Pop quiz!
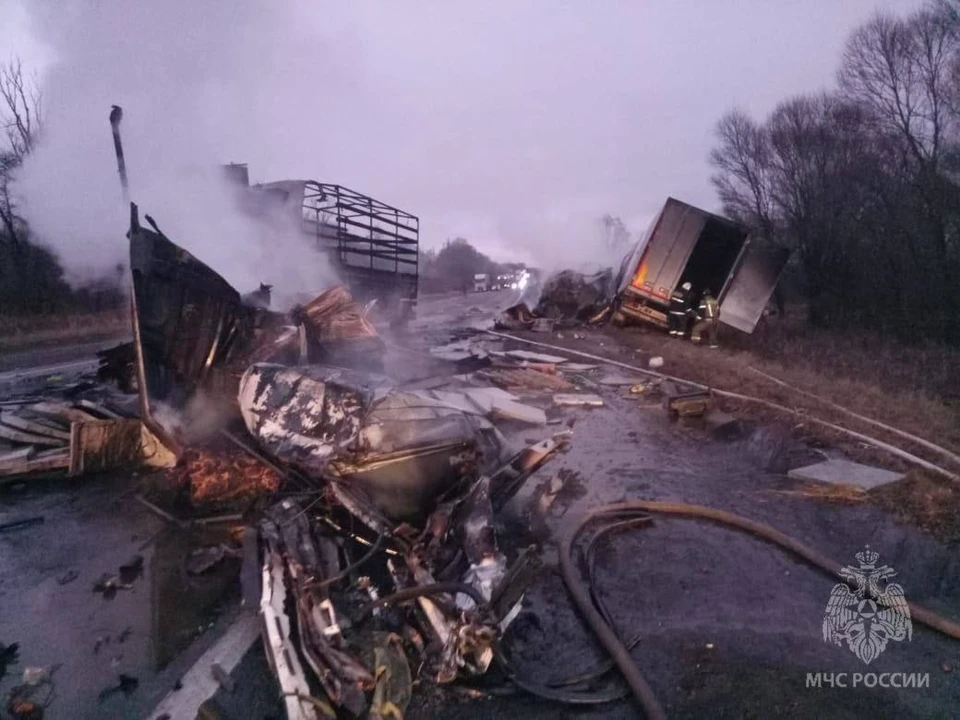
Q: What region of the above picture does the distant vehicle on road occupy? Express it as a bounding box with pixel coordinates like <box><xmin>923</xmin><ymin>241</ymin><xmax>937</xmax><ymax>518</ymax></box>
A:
<box><xmin>474</xmin><ymin>273</ymin><xmax>490</xmax><ymax>292</ymax></box>
<box><xmin>614</xmin><ymin>197</ymin><xmax>788</xmax><ymax>334</ymax></box>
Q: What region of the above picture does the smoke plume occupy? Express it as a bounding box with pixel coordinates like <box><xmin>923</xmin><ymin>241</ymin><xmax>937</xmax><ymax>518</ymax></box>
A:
<box><xmin>16</xmin><ymin>0</ymin><xmax>336</xmax><ymax>308</ymax></box>
<box><xmin>14</xmin><ymin>0</ymin><xmax>910</xmax><ymax>281</ymax></box>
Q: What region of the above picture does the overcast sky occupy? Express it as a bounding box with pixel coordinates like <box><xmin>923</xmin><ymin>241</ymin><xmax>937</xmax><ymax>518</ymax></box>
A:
<box><xmin>2</xmin><ymin>0</ymin><xmax>925</xmax><ymax>277</ymax></box>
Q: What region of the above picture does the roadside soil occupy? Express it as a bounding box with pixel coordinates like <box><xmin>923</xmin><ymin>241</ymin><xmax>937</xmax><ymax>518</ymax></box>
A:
<box><xmin>0</xmin><ymin>309</ymin><xmax>129</xmax><ymax>356</ymax></box>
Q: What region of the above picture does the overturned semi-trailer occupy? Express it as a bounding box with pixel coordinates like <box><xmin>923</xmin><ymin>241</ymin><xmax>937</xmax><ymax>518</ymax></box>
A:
<box><xmin>614</xmin><ymin>197</ymin><xmax>788</xmax><ymax>334</ymax></box>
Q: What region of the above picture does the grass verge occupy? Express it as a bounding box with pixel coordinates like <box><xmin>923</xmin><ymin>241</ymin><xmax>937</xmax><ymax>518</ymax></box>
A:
<box><xmin>0</xmin><ymin>309</ymin><xmax>130</xmax><ymax>354</ymax></box>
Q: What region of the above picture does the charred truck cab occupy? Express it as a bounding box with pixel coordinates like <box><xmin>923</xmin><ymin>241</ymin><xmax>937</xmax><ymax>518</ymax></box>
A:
<box><xmin>615</xmin><ymin>197</ymin><xmax>788</xmax><ymax>334</ymax></box>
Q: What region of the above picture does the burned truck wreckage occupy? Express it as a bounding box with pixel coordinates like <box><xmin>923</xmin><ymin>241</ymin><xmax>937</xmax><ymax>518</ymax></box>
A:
<box><xmin>115</xmin><ymin>204</ymin><xmax>576</xmax><ymax>717</ymax></box>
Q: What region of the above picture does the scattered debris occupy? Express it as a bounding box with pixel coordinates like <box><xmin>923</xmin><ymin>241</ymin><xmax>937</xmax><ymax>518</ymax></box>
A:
<box><xmin>0</xmin><ymin>516</ymin><xmax>44</xmax><ymax>534</ymax></box>
<box><xmin>495</xmin><ymin>303</ymin><xmax>536</xmax><ymax>331</ymax></box>
<box><xmin>0</xmin><ymin>642</ymin><xmax>19</xmax><ymax>682</ymax></box>
<box><xmin>97</xmin><ymin>673</ymin><xmax>139</xmax><ymax>703</ymax></box>
<box><xmin>534</xmin><ymin>269</ymin><xmax>617</xmax><ymax>322</ymax></box>
<box><xmin>294</xmin><ymin>285</ymin><xmax>384</xmax><ymax>366</ymax></box>
<box><xmin>648</xmin><ymin>356</ymin><xmax>664</xmax><ymax>369</ymax></box>
<box><xmin>0</xmin><ymin>198</ymin><xmax>812</xmax><ymax>716</ymax></box>
<box><xmin>479</xmin><ymin>368</ymin><xmax>573</xmax><ymax>393</ymax></box>
<box><xmin>93</xmin><ymin>556</ymin><xmax>144</xmax><ymax>600</ymax></box>
<box><xmin>92</xmin><ymin>574</ymin><xmax>130</xmax><ymax>600</ymax></box>
<box><xmin>118</xmin><ymin>555</ymin><xmax>145</xmax><ymax>584</ymax></box>
<box><xmin>787</xmin><ymin>459</ymin><xmax>905</xmax><ymax>490</ymax></box>
<box><xmin>664</xmin><ymin>388</ymin><xmax>712</xmax><ymax>420</ymax></box>
<box><xmin>504</xmin><ymin>350</ymin><xmax>568</xmax><ymax>364</ymax></box>
<box><xmin>21</xmin><ymin>666</ymin><xmax>56</xmax><ymax>687</ymax></box>
<box><xmin>0</xmin><ymin>398</ymin><xmax>170</xmax><ymax>482</ymax></box>
<box><xmin>97</xmin><ymin>342</ymin><xmax>138</xmax><ymax>393</ymax></box>
<box><xmin>557</xmin><ymin>363</ymin><xmax>599</xmax><ymax>373</ymax></box>
<box><xmin>55</xmin><ymin>570</ymin><xmax>78</xmax><ymax>586</ymax></box>
<box><xmin>251</xmin><ymin>426</ymin><xmax>569</xmax><ymax>716</ymax></box>
<box><xmin>598</xmin><ymin>374</ymin><xmax>646</xmax><ymax>386</ymax></box>
<box><xmin>553</xmin><ymin>394</ymin><xmax>604</xmax><ymax>407</ymax></box>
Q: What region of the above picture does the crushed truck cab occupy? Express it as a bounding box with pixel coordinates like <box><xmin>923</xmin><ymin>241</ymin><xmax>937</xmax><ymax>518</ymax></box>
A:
<box><xmin>615</xmin><ymin>197</ymin><xmax>788</xmax><ymax>334</ymax></box>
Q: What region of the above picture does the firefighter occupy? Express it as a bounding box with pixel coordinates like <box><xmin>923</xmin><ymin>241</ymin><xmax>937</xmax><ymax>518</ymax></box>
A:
<box><xmin>668</xmin><ymin>282</ymin><xmax>693</xmax><ymax>337</ymax></box>
<box><xmin>691</xmin><ymin>288</ymin><xmax>720</xmax><ymax>348</ymax></box>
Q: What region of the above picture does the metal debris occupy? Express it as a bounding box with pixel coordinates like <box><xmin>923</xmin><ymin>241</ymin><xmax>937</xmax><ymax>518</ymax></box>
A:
<box><xmin>553</xmin><ymin>394</ymin><xmax>605</xmax><ymax>407</ymax></box>
<box><xmin>664</xmin><ymin>388</ymin><xmax>712</xmax><ymax>419</ymax></box>
<box><xmin>534</xmin><ymin>269</ymin><xmax>617</xmax><ymax>322</ymax></box>
<box><xmin>503</xmin><ymin>350</ymin><xmax>568</xmax><ymax>364</ymax></box>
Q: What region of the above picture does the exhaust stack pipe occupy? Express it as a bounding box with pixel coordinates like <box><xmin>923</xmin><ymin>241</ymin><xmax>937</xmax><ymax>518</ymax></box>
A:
<box><xmin>109</xmin><ymin>104</ymin><xmax>129</xmax><ymax>204</ymax></box>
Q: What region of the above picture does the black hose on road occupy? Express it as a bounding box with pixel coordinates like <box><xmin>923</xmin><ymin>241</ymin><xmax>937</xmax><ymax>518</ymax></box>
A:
<box><xmin>559</xmin><ymin>500</ymin><xmax>960</xmax><ymax>718</ymax></box>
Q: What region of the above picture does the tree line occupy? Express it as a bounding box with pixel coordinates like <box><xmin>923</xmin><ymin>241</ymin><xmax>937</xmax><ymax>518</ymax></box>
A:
<box><xmin>710</xmin><ymin>0</ymin><xmax>960</xmax><ymax>343</ymax></box>
<box><xmin>0</xmin><ymin>57</ymin><xmax>124</xmax><ymax>314</ymax></box>
<box><xmin>418</xmin><ymin>238</ymin><xmax>524</xmax><ymax>294</ymax></box>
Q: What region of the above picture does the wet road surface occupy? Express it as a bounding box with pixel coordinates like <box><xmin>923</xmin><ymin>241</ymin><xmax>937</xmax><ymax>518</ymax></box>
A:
<box><xmin>0</xmin><ymin>473</ymin><xmax>247</xmax><ymax>719</ymax></box>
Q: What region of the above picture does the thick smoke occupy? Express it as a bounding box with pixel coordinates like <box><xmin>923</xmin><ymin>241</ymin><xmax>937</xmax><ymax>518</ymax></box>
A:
<box><xmin>17</xmin><ymin>0</ymin><xmax>336</xmax><ymax>308</ymax></box>
<box><xmin>15</xmin><ymin>0</ymin><xmax>914</xmax><ymax>283</ymax></box>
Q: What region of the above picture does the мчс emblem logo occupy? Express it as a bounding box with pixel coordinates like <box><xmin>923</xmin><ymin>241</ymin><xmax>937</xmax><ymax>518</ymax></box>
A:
<box><xmin>822</xmin><ymin>546</ymin><xmax>912</xmax><ymax>664</ymax></box>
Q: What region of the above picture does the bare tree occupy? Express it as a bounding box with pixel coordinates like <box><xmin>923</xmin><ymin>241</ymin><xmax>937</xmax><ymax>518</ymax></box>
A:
<box><xmin>838</xmin><ymin>9</ymin><xmax>960</xmax><ymax>167</ymax></box>
<box><xmin>0</xmin><ymin>57</ymin><xmax>43</xmax><ymax>246</ymax></box>
<box><xmin>709</xmin><ymin>110</ymin><xmax>774</xmax><ymax>238</ymax></box>
<box><xmin>709</xmin><ymin>3</ymin><xmax>960</xmax><ymax>340</ymax></box>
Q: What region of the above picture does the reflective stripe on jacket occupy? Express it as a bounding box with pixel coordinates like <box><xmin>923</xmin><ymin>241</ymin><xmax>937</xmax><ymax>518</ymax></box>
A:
<box><xmin>669</xmin><ymin>290</ymin><xmax>690</xmax><ymax>315</ymax></box>
<box><xmin>698</xmin><ymin>296</ymin><xmax>719</xmax><ymax>319</ymax></box>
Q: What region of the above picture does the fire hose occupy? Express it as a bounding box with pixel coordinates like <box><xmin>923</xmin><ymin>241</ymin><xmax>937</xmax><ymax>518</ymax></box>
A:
<box><xmin>558</xmin><ymin>500</ymin><xmax>960</xmax><ymax>719</ymax></box>
<box><xmin>483</xmin><ymin>329</ymin><xmax>959</xmax><ymax>482</ymax></box>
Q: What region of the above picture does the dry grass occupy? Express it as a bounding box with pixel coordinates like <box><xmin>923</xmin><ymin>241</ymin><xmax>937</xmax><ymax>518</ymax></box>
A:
<box><xmin>870</xmin><ymin>469</ymin><xmax>960</xmax><ymax>543</ymax></box>
<box><xmin>0</xmin><ymin>309</ymin><xmax>130</xmax><ymax>353</ymax></box>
